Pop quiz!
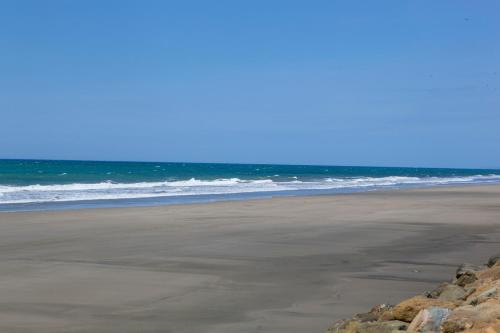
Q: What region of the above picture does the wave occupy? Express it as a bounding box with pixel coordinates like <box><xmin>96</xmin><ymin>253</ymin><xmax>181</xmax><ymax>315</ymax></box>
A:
<box><xmin>0</xmin><ymin>174</ymin><xmax>499</xmax><ymax>205</ymax></box>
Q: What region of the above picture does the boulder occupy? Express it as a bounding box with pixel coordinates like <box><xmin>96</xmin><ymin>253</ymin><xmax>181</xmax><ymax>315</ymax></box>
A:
<box><xmin>465</xmin><ymin>278</ymin><xmax>500</xmax><ymax>304</ymax></box>
<box><xmin>478</xmin><ymin>265</ymin><xmax>500</xmax><ymax>281</ymax></box>
<box><xmin>455</xmin><ymin>273</ymin><xmax>478</xmax><ymax>287</ymax></box>
<box><xmin>328</xmin><ymin>319</ymin><xmax>353</xmax><ymax>333</ymax></box>
<box><xmin>354</xmin><ymin>304</ymin><xmax>393</xmax><ymax>323</ymax></box>
<box><xmin>454</xmin><ymin>263</ymin><xmax>481</xmax><ymax>287</ymax></box>
<box><xmin>464</xmin><ymin>321</ymin><xmax>500</xmax><ymax>333</ymax></box>
<box><xmin>456</xmin><ymin>263</ymin><xmax>482</xmax><ymax>279</ymax></box>
<box><xmin>407</xmin><ymin>307</ymin><xmax>451</xmax><ymax>332</ymax></box>
<box><xmin>383</xmin><ymin>296</ymin><xmax>456</xmax><ymax>323</ymax></box>
<box><xmin>441</xmin><ymin>300</ymin><xmax>500</xmax><ymax>333</ymax></box>
<box><xmin>468</xmin><ymin>287</ymin><xmax>497</xmax><ymax>305</ymax></box>
<box><xmin>425</xmin><ymin>283</ymin><xmax>449</xmax><ymax>299</ymax></box>
<box><xmin>488</xmin><ymin>254</ymin><xmax>500</xmax><ymax>268</ymax></box>
<box><xmin>438</xmin><ymin>284</ymin><xmax>467</xmax><ymax>302</ymax></box>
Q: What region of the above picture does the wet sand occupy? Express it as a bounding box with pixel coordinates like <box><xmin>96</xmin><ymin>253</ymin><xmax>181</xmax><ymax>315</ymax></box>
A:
<box><xmin>0</xmin><ymin>185</ymin><xmax>499</xmax><ymax>333</ymax></box>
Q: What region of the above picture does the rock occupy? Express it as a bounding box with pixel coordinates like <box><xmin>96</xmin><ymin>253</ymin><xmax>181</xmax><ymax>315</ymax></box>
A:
<box><xmin>456</xmin><ymin>263</ymin><xmax>482</xmax><ymax>279</ymax></box>
<box><xmin>328</xmin><ymin>319</ymin><xmax>353</xmax><ymax>333</ymax></box>
<box><xmin>454</xmin><ymin>264</ymin><xmax>481</xmax><ymax>287</ymax></box>
<box><xmin>327</xmin><ymin>255</ymin><xmax>500</xmax><ymax>333</ymax></box>
<box><xmin>441</xmin><ymin>300</ymin><xmax>500</xmax><ymax>333</ymax></box>
<box><xmin>407</xmin><ymin>307</ymin><xmax>451</xmax><ymax>332</ymax></box>
<box><xmin>354</xmin><ymin>304</ymin><xmax>393</xmax><ymax>323</ymax></box>
<box><xmin>478</xmin><ymin>265</ymin><xmax>500</xmax><ymax>281</ymax></box>
<box><xmin>386</xmin><ymin>296</ymin><xmax>456</xmax><ymax>323</ymax></box>
<box><xmin>465</xmin><ymin>278</ymin><xmax>500</xmax><ymax>304</ymax></box>
<box><xmin>438</xmin><ymin>284</ymin><xmax>467</xmax><ymax>302</ymax></box>
<box><xmin>327</xmin><ymin>319</ymin><xmax>408</xmax><ymax>333</ymax></box>
<box><xmin>355</xmin><ymin>321</ymin><xmax>409</xmax><ymax>333</ymax></box>
<box><xmin>425</xmin><ymin>283</ymin><xmax>449</xmax><ymax>299</ymax></box>
<box><xmin>440</xmin><ymin>318</ymin><xmax>469</xmax><ymax>333</ymax></box>
<box><xmin>455</xmin><ymin>273</ymin><xmax>478</xmax><ymax>287</ymax></box>
<box><xmin>463</xmin><ymin>287</ymin><xmax>477</xmax><ymax>300</ymax></box>
<box><xmin>469</xmin><ymin>287</ymin><xmax>498</xmax><ymax>305</ymax></box>
<box><xmin>466</xmin><ymin>322</ymin><xmax>500</xmax><ymax>333</ymax></box>
<box><xmin>488</xmin><ymin>254</ymin><xmax>500</xmax><ymax>268</ymax></box>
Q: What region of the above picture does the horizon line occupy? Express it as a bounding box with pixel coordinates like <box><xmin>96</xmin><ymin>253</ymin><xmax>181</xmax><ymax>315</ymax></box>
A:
<box><xmin>1</xmin><ymin>157</ymin><xmax>499</xmax><ymax>172</ymax></box>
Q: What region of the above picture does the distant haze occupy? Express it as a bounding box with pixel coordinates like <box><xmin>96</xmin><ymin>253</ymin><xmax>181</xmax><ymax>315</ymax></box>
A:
<box><xmin>1</xmin><ymin>1</ymin><xmax>499</xmax><ymax>168</ymax></box>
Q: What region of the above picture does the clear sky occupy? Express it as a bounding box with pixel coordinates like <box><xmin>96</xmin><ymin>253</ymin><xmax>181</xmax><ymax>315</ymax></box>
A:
<box><xmin>1</xmin><ymin>1</ymin><xmax>499</xmax><ymax>168</ymax></box>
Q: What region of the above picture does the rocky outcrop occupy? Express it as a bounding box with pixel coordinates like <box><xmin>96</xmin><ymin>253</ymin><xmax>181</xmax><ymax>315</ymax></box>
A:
<box><xmin>441</xmin><ymin>301</ymin><xmax>500</xmax><ymax>333</ymax></box>
<box><xmin>379</xmin><ymin>296</ymin><xmax>457</xmax><ymax>323</ymax></box>
<box><xmin>407</xmin><ymin>307</ymin><xmax>451</xmax><ymax>333</ymax></box>
<box><xmin>326</xmin><ymin>254</ymin><xmax>500</xmax><ymax>333</ymax></box>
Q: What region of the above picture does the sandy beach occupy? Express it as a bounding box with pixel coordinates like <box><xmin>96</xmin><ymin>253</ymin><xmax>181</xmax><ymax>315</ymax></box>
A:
<box><xmin>0</xmin><ymin>185</ymin><xmax>499</xmax><ymax>333</ymax></box>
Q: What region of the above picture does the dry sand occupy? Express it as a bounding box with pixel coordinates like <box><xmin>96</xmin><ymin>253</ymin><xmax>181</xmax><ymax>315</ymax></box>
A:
<box><xmin>0</xmin><ymin>185</ymin><xmax>499</xmax><ymax>333</ymax></box>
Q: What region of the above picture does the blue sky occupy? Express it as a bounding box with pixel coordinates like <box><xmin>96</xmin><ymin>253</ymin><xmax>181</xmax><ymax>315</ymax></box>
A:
<box><xmin>1</xmin><ymin>1</ymin><xmax>499</xmax><ymax>168</ymax></box>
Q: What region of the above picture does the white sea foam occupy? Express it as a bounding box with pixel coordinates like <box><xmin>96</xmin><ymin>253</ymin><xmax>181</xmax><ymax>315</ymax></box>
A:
<box><xmin>0</xmin><ymin>174</ymin><xmax>499</xmax><ymax>205</ymax></box>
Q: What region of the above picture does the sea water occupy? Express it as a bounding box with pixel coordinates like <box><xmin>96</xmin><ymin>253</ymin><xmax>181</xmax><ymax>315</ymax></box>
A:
<box><xmin>1</xmin><ymin>159</ymin><xmax>499</xmax><ymax>211</ymax></box>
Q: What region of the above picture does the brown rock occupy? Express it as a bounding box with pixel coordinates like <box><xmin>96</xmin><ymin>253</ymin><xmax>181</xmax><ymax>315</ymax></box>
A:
<box><xmin>426</xmin><ymin>283</ymin><xmax>450</xmax><ymax>299</ymax></box>
<box><xmin>469</xmin><ymin>287</ymin><xmax>498</xmax><ymax>305</ymax></box>
<box><xmin>327</xmin><ymin>319</ymin><xmax>354</xmax><ymax>333</ymax></box>
<box><xmin>441</xmin><ymin>300</ymin><xmax>500</xmax><ymax>333</ymax></box>
<box><xmin>438</xmin><ymin>284</ymin><xmax>467</xmax><ymax>302</ymax></box>
<box><xmin>441</xmin><ymin>318</ymin><xmax>469</xmax><ymax>333</ymax></box>
<box><xmin>478</xmin><ymin>265</ymin><xmax>500</xmax><ymax>282</ymax></box>
<box><xmin>387</xmin><ymin>296</ymin><xmax>456</xmax><ymax>323</ymax></box>
<box><xmin>454</xmin><ymin>263</ymin><xmax>481</xmax><ymax>288</ymax></box>
<box><xmin>327</xmin><ymin>256</ymin><xmax>500</xmax><ymax>333</ymax></box>
<box><xmin>354</xmin><ymin>304</ymin><xmax>393</xmax><ymax>323</ymax></box>
<box><xmin>466</xmin><ymin>321</ymin><xmax>500</xmax><ymax>333</ymax></box>
<box><xmin>466</xmin><ymin>279</ymin><xmax>500</xmax><ymax>305</ymax></box>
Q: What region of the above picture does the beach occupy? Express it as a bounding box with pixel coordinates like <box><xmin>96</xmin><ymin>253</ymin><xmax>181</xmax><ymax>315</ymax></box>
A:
<box><xmin>0</xmin><ymin>185</ymin><xmax>499</xmax><ymax>333</ymax></box>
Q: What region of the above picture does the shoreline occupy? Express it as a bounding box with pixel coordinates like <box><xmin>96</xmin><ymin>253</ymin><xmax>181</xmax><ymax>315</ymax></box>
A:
<box><xmin>0</xmin><ymin>185</ymin><xmax>499</xmax><ymax>332</ymax></box>
<box><xmin>1</xmin><ymin>182</ymin><xmax>500</xmax><ymax>213</ymax></box>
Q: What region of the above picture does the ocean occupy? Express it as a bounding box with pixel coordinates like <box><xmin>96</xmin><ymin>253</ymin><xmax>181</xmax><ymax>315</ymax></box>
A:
<box><xmin>1</xmin><ymin>159</ymin><xmax>499</xmax><ymax>211</ymax></box>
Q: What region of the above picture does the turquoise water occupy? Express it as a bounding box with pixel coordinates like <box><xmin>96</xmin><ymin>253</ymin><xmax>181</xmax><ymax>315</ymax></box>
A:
<box><xmin>1</xmin><ymin>159</ymin><xmax>499</xmax><ymax>211</ymax></box>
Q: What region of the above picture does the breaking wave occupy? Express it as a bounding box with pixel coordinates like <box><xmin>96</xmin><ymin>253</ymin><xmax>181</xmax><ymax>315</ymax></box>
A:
<box><xmin>1</xmin><ymin>174</ymin><xmax>500</xmax><ymax>205</ymax></box>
